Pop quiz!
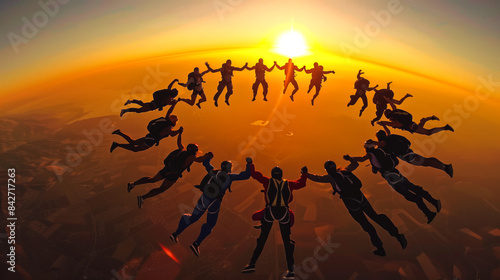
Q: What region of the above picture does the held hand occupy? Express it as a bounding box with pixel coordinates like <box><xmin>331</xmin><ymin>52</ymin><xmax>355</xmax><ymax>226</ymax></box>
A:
<box><xmin>343</xmin><ymin>154</ymin><xmax>352</xmax><ymax>161</ymax></box>
<box><xmin>178</xmin><ymin>126</ymin><xmax>184</xmax><ymax>134</ymax></box>
<box><xmin>207</xmin><ymin>152</ymin><xmax>214</xmax><ymax>159</ymax></box>
<box><xmin>173</xmin><ymin>79</ymin><xmax>179</xmax><ymax>83</ymax></box>
<box><xmin>388</xmin><ymin>81</ymin><xmax>392</xmax><ymax>85</ymax></box>
<box><xmin>301</xmin><ymin>166</ymin><xmax>308</xmax><ymax>174</ymax></box>
<box><xmin>246</xmin><ymin>157</ymin><xmax>253</xmax><ymax>164</ymax></box>
<box><xmin>406</xmin><ymin>93</ymin><xmax>413</xmax><ymax>98</ymax></box>
<box><xmin>374</xmin><ymin>85</ymin><xmax>379</xmax><ymax>88</ymax></box>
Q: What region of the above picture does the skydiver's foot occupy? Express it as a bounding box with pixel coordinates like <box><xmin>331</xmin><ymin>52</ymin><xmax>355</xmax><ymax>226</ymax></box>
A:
<box><xmin>263</xmin><ymin>97</ymin><xmax>268</xmax><ymax>102</ymax></box>
<box><xmin>112</xmin><ymin>129</ymin><xmax>120</xmax><ymax>135</ymax></box>
<box><xmin>311</xmin><ymin>99</ymin><xmax>314</xmax><ymax>106</ymax></box>
<box><xmin>252</xmin><ymin>98</ymin><xmax>256</xmax><ymax>101</ymax></box>
<box><xmin>283</xmin><ymin>271</ymin><xmax>295</xmax><ymax>279</ymax></box>
<box><xmin>359</xmin><ymin>109</ymin><xmax>365</xmax><ymax>117</ymax></box>
<box><xmin>170</xmin><ymin>233</ymin><xmax>178</xmax><ymax>243</ymax></box>
<box><xmin>371</xmin><ymin>120</ymin><xmax>376</xmax><ymax>126</ymax></box>
<box><xmin>426</xmin><ymin>212</ymin><xmax>436</xmax><ymax>224</ymax></box>
<box><xmin>241</xmin><ymin>264</ymin><xmax>256</xmax><ymax>273</ymax></box>
<box><xmin>253</xmin><ymin>223</ymin><xmax>262</xmax><ymax>229</ymax></box>
<box><xmin>127</xmin><ymin>182</ymin><xmax>135</xmax><ymax>193</ymax></box>
<box><xmin>110</xmin><ymin>142</ymin><xmax>118</xmax><ymax>153</ymax></box>
<box><xmin>196</xmin><ymin>103</ymin><xmax>201</xmax><ymax>109</ymax></box>
<box><xmin>444</xmin><ymin>164</ymin><xmax>453</xmax><ymax>178</ymax></box>
<box><xmin>137</xmin><ymin>196</ymin><xmax>144</xmax><ymax>209</ymax></box>
<box><xmin>225</xmin><ymin>99</ymin><xmax>230</xmax><ymax>106</ymax></box>
<box><xmin>290</xmin><ymin>95</ymin><xmax>294</xmax><ymax>102</ymax></box>
<box><xmin>190</xmin><ymin>242</ymin><xmax>200</xmax><ymax>257</ymax></box>
<box><xmin>430</xmin><ymin>115</ymin><xmax>440</xmax><ymax>121</ymax></box>
<box><xmin>373</xmin><ymin>247</ymin><xmax>386</xmax><ymax>257</ymax></box>
<box><xmin>433</xmin><ymin>200</ymin><xmax>442</xmax><ymax>213</ymax></box>
<box><xmin>444</xmin><ymin>124</ymin><xmax>454</xmax><ymax>132</ymax></box>
<box><xmin>214</xmin><ymin>100</ymin><xmax>218</xmax><ymax>107</ymax></box>
<box><xmin>396</xmin><ymin>234</ymin><xmax>407</xmax><ymax>249</ymax></box>
<box><xmin>120</xmin><ymin>110</ymin><xmax>126</xmax><ymax>117</ymax></box>
<box><xmin>124</xmin><ymin>100</ymin><xmax>131</xmax><ymax>106</ymax></box>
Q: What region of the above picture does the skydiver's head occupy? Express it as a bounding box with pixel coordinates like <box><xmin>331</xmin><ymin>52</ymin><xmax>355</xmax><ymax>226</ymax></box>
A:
<box><xmin>221</xmin><ymin>161</ymin><xmax>232</xmax><ymax>173</ymax></box>
<box><xmin>171</xmin><ymin>88</ymin><xmax>178</xmax><ymax>98</ymax></box>
<box><xmin>319</xmin><ymin>66</ymin><xmax>324</xmax><ymax>71</ymax></box>
<box><xmin>168</xmin><ymin>115</ymin><xmax>178</xmax><ymax>126</ymax></box>
<box><xmin>288</xmin><ymin>58</ymin><xmax>292</xmax><ymax>63</ymax></box>
<box><xmin>226</xmin><ymin>59</ymin><xmax>232</xmax><ymax>66</ymax></box>
<box><xmin>186</xmin><ymin>143</ymin><xmax>199</xmax><ymax>155</ymax></box>
<box><xmin>258</xmin><ymin>58</ymin><xmax>263</xmax><ymax>64</ymax></box>
<box><xmin>364</xmin><ymin>139</ymin><xmax>377</xmax><ymax>151</ymax></box>
<box><xmin>376</xmin><ymin>130</ymin><xmax>387</xmax><ymax>141</ymax></box>
<box><xmin>271</xmin><ymin>166</ymin><xmax>283</xmax><ymax>181</ymax></box>
<box><xmin>314</xmin><ymin>62</ymin><xmax>319</xmax><ymax>68</ymax></box>
<box><xmin>324</xmin><ymin>160</ymin><xmax>337</xmax><ymax>175</ymax></box>
<box><xmin>194</xmin><ymin>67</ymin><xmax>200</xmax><ymax>74</ymax></box>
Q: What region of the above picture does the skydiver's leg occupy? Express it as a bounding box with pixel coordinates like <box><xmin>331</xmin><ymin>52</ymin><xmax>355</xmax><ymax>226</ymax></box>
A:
<box><xmin>349</xmin><ymin>209</ymin><xmax>384</xmax><ymax>251</ymax></box>
<box><xmin>141</xmin><ymin>178</ymin><xmax>176</xmax><ymax>200</ymax></box>
<box><xmin>195</xmin><ymin>200</ymin><xmax>221</xmax><ymax>245</ymax></box>
<box><xmin>252</xmin><ymin>80</ymin><xmax>259</xmax><ymax>101</ymax></box>
<box><xmin>213</xmin><ymin>81</ymin><xmax>226</xmax><ymax>106</ymax></box>
<box><xmin>279</xmin><ymin>221</ymin><xmax>295</xmax><ymax>271</ymax></box>
<box><xmin>262</xmin><ymin>80</ymin><xmax>268</xmax><ymax>101</ymax></box>
<box><xmin>249</xmin><ymin>217</ymin><xmax>273</xmax><ymax>265</ymax></box>
<box><xmin>174</xmin><ymin>196</ymin><xmax>209</xmax><ymax>237</ymax></box>
<box><xmin>225</xmin><ymin>82</ymin><xmax>233</xmax><ymax>105</ymax></box>
<box><xmin>196</xmin><ymin>92</ymin><xmax>207</xmax><ymax>108</ymax></box>
<box><xmin>178</xmin><ymin>93</ymin><xmax>197</xmax><ymax>106</ymax></box>
<box><xmin>359</xmin><ymin>94</ymin><xmax>368</xmax><ymax>116</ymax></box>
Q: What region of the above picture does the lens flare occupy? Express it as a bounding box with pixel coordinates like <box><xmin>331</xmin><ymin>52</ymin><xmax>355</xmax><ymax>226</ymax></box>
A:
<box><xmin>159</xmin><ymin>243</ymin><xmax>180</xmax><ymax>264</ymax></box>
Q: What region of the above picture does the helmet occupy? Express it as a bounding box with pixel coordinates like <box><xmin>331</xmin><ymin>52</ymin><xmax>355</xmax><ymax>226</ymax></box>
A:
<box><xmin>314</xmin><ymin>62</ymin><xmax>319</xmax><ymax>67</ymax></box>
<box><xmin>364</xmin><ymin>139</ymin><xmax>376</xmax><ymax>149</ymax></box>
<box><xmin>187</xmin><ymin>143</ymin><xmax>199</xmax><ymax>153</ymax></box>
<box><xmin>221</xmin><ymin>161</ymin><xmax>232</xmax><ymax>173</ymax></box>
<box><xmin>258</xmin><ymin>58</ymin><xmax>263</xmax><ymax>63</ymax></box>
<box><xmin>271</xmin><ymin>166</ymin><xmax>283</xmax><ymax>180</ymax></box>
<box><xmin>169</xmin><ymin>115</ymin><xmax>178</xmax><ymax>125</ymax></box>
<box><xmin>376</xmin><ymin>130</ymin><xmax>387</xmax><ymax>140</ymax></box>
<box><xmin>324</xmin><ymin>160</ymin><xmax>336</xmax><ymax>172</ymax></box>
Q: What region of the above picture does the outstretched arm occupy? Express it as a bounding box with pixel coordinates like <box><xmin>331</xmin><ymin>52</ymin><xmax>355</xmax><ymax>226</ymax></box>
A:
<box><xmin>343</xmin><ymin>154</ymin><xmax>370</xmax><ymax>164</ymax></box>
<box><xmin>202</xmin><ymin>153</ymin><xmax>215</xmax><ymax>172</ymax></box>
<box><xmin>233</xmin><ymin>63</ymin><xmax>249</xmax><ymax>71</ymax></box>
<box><xmin>250</xmin><ymin>163</ymin><xmax>269</xmax><ymax>185</ymax></box>
<box><xmin>265</xmin><ymin>64</ymin><xmax>275</xmax><ymax>72</ymax></box>
<box><xmin>275</xmin><ymin>61</ymin><xmax>285</xmax><ymax>70</ymax></box>
<box><xmin>357</xmin><ymin>70</ymin><xmax>364</xmax><ymax>79</ymax></box>
<box><xmin>344</xmin><ymin>159</ymin><xmax>360</xmax><ymax>173</ymax></box>
<box><xmin>205</xmin><ymin>62</ymin><xmax>220</xmax><ymax>73</ymax></box>
<box><xmin>246</xmin><ymin>65</ymin><xmax>256</xmax><ymax>71</ymax></box>
<box><xmin>377</xmin><ymin>120</ymin><xmax>400</xmax><ymax>129</ymax></box>
<box><xmin>176</xmin><ymin>127</ymin><xmax>184</xmax><ymax>149</ymax></box>
<box><xmin>304</xmin><ymin>67</ymin><xmax>313</xmax><ymax>74</ymax></box>
<box><xmin>194</xmin><ymin>152</ymin><xmax>213</xmax><ymax>163</ymax></box>
<box><xmin>295</xmin><ymin>65</ymin><xmax>305</xmax><ymax>72</ymax></box>
<box><xmin>165</xmin><ymin>100</ymin><xmax>177</xmax><ymax>118</ymax></box>
<box><xmin>307</xmin><ymin>173</ymin><xmax>332</xmax><ymax>183</ymax></box>
<box><xmin>167</xmin><ymin>79</ymin><xmax>179</xmax><ymax>90</ymax></box>
<box><xmin>289</xmin><ymin>166</ymin><xmax>308</xmax><ymax>190</ymax></box>
<box><xmin>230</xmin><ymin>157</ymin><xmax>253</xmax><ymax>181</ymax></box>
<box><xmin>367</xmin><ymin>84</ymin><xmax>379</xmax><ymax>91</ymax></box>
<box><xmin>324</xmin><ymin>70</ymin><xmax>335</xmax><ymax>74</ymax></box>
<box><xmin>391</xmin><ymin>93</ymin><xmax>413</xmax><ymax>105</ymax></box>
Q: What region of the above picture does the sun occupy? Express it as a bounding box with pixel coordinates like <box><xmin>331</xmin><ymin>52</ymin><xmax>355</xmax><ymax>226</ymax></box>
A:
<box><xmin>275</xmin><ymin>29</ymin><xmax>309</xmax><ymax>58</ymax></box>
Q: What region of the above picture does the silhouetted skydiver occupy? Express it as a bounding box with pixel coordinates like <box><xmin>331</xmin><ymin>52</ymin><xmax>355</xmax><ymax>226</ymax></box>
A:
<box><xmin>170</xmin><ymin>157</ymin><xmax>252</xmax><ymax>257</ymax></box>
<box><xmin>307</xmin><ymin>159</ymin><xmax>407</xmax><ymax>256</ymax></box>
<box><xmin>121</xmin><ymin>79</ymin><xmax>179</xmax><ymax>117</ymax></box>
<box><xmin>370</xmin><ymin>82</ymin><xmax>413</xmax><ymax>126</ymax></box>
<box><xmin>374</xmin><ymin>129</ymin><xmax>453</xmax><ymax>177</ymax></box>
<box><xmin>304</xmin><ymin>62</ymin><xmax>335</xmax><ymax>105</ymax></box>
<box><xmin>206</xmin><ymin>60</ymin><xmax>248</xmax><ymax>107</ymax></box>
<box><xmin>178</xmin><ymin>67</ymin><xmax>210</xmax><ymax>109</ymax></box>
<box><xmin>110</xmin><ymin>101</ymin><xmax>181</xmax><ymax>153</ymax></box>
<box><xmin>275</xmin><ymin>58</ymin><xmax>305</xmax><ymax>101</ymax></box>
<box><xmin>345</xmin><ymin>140</ymin><xmax>441</xmax><ymax>224</ymax></box>
<box><xmin>347</xmin><ymin>70</ymin><xmax>378</xmax><ymax>116</ymax></box>
<box><xmin>246</xmin><ymin>58</ymin><xmax>275</xmax><ymax>102</ymax></box>
<box><xmin>377</xmin><ymin>98</ymin><xmax>454</xmax><ymax>135</ymax></box>
<box><xmin>241</xmin><ymin>164</ymin><xmax>308</xmax><ymax>280</ymax></box>
<box><xmin>127</xmin><ymin>130</ymin><xmax>212</xmax><ymax>209</ymax></box>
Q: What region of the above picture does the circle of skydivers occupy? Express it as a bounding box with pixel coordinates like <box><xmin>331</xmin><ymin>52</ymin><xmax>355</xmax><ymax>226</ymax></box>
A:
<box><xmin>110</xmin><ymin>58</ymin><xmax>455</xmax><ymax>280</ymax></box>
